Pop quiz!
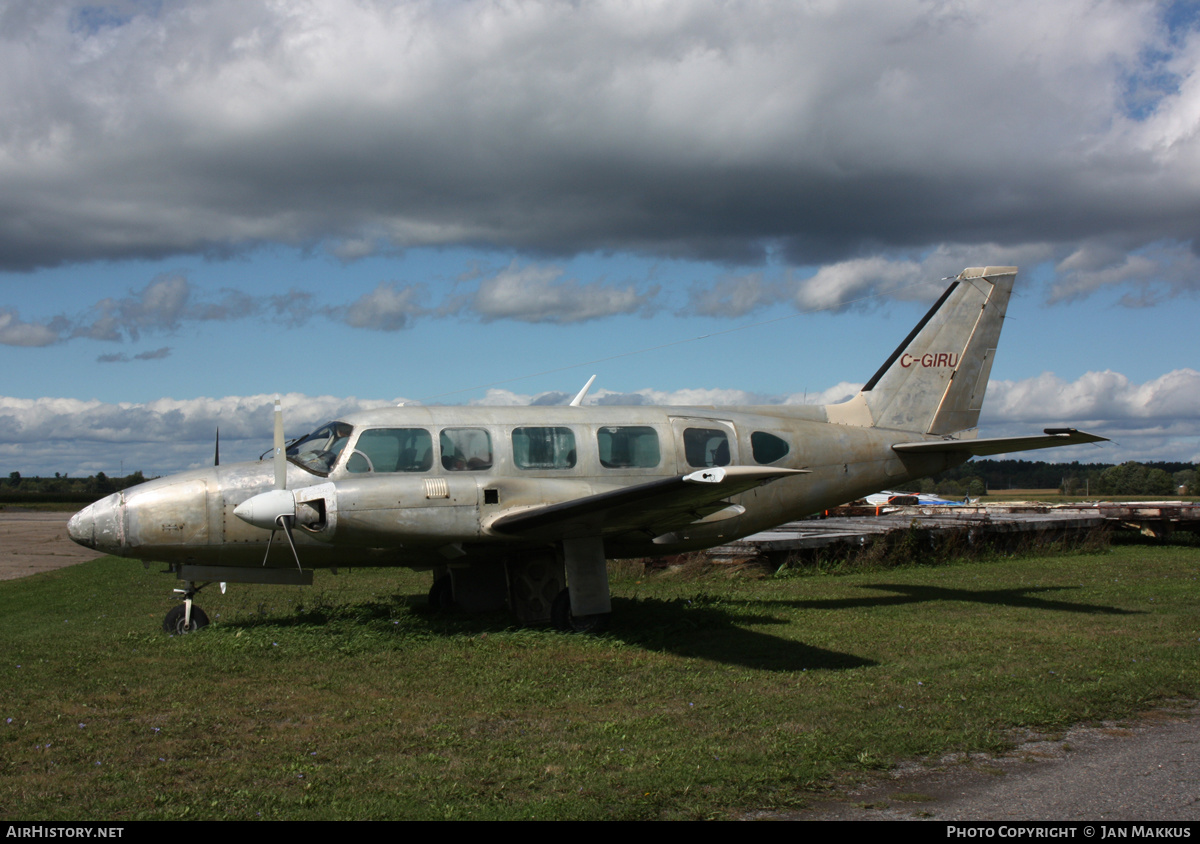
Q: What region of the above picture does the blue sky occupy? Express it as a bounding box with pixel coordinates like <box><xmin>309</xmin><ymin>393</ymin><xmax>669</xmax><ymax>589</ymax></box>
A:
<box><xmin>2</xmin><ymin>248</ymin><xmax>1194</xmax><ymax>402</ymax></box>
<box><xmin>1</xmin><ymin>1</ymin><xmax>1197</xmax><ymax>477</ymax></box>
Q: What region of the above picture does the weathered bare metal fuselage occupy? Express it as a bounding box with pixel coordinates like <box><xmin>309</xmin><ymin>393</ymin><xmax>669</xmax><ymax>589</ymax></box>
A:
<box><xmin>68</xmin><ymin>403</ymin><xmax>963</xmax><ymax>570</ymax></box>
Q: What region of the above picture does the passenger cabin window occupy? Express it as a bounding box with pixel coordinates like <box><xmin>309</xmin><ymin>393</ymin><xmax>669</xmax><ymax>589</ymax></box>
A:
<box><xmin>440</xmin><ymin>428</ymin><xmax>493</xmax><ymax>471</ymax></box>
<box><xmin>598</xmin><ymin>426</ymin><xmax>660</xmax><ymax>469</ymax></box>
<box><xmin>751</xmin><ymin>431</ymin><xmax>790</xmax><ymax>464</ymax></box>
<box><xmin>287</xmin><ymin>421</ymin><xmax>353</xmax><ymax>475</ymax></box>
<box><xmin>346</xmin><ymin>428</ymin><xmax>433</xmax><ymax>474</ymax></box>
<box><xmin>683</xmin><ymin>427</ymin><xmax>731</xmax><ymax>468</ymax></box>
<box><xmin>513</xmin><ymin>427</ymin><xmax>576</xmax><ymax>470</ymax></box>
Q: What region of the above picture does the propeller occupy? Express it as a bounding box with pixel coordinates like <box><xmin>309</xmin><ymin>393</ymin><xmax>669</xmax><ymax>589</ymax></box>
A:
<box><xmin>233</xmin><ymin>399</ymin><xmax>303</xmax><ymax>572</ymax></box>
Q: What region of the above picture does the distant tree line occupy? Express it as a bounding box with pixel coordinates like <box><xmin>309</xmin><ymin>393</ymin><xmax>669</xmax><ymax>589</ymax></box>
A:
<box><xmin>916</xmin><ymin>459</ymin><xmax>1197</xmax><ymax>498</ymax></box>
<box><xmin>0</xmin><ymin>471</ymin><xmax>150</xmax><ymax>504</ymax></box>
<box><xmin>3</xmin><ymin>460</ymin><xmax>1195</xmax><ymax>506</ymax></box>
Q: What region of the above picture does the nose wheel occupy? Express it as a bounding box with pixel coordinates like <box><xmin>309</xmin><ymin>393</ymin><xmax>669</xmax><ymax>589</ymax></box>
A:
<box><xmin>163</xmin><ymin>580</ymin><xmax>214</xmax><ymax>634</ymax></box>
<box><xmin>163</xmin><ymin>603</ymin><xmax>209</xmax><ymax>634</ymax></box>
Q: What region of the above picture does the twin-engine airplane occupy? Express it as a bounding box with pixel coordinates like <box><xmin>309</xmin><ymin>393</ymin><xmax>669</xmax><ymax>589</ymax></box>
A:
<box><xmin>68</xmin><ymin>267</ymin><xmax>1105</xmax><ymax>634</ymax></box>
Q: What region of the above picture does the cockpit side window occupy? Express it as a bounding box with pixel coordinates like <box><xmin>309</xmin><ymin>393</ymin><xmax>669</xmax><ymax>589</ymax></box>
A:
<box><xmin>440</xmin><ymin>428</ymin><xmax>493</xmax><ymax>471</ymax></box>
<box><xmin>346</xmin><ymin>428</ymin><xmax>433</xmax><ymax>474</ymax></box>
<box><xmin>287</xmin><ymin>422</ymin><xmax>353</xmax><ymax>475</ymax></box>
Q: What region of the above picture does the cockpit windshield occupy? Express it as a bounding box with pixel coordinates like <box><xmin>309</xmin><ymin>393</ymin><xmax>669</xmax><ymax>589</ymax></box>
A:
<box><xmin>287</xmin><ymin>421</ymin><xmax>353</xmax><ymax>475</ymax></box>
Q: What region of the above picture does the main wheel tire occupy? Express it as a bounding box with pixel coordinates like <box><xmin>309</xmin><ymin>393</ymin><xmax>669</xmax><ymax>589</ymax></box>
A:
<box><xmin>551</xmin><ymin>588</ymin><xmax>610</xmax><ymax>634</ymax></box>
<box><xmin>427</xmin><ymin>575</ymin><xmax>454</xmax><ymax>610</ymax></box>
<box><xmin>163</xmin><ymin>604</ymin><xmax>209</xmax><ymax>635</ymax></box>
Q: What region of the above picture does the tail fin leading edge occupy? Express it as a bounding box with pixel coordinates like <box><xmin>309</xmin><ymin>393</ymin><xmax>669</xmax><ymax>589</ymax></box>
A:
<box><xmin>825</xmin><ymin>267</ymin><xmax>1016</xmax><ymax>435</ymax></box>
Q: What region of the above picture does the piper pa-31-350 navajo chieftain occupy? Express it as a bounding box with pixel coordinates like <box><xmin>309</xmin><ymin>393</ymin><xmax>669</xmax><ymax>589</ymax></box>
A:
<box><xmin>68</xmin><ymin>267</ymin><xmax>1105</xmax><ymax>634</ymax></box>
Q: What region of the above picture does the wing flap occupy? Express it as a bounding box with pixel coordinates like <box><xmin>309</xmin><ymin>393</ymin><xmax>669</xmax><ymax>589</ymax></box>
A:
<box><xmin>486</xmin><ymin>466</ymin><xmax>806</xmax><ymax>542</ymax></box>
<box><xmin>892</xmin><ymin>428</ymin><xmax>1107</xmax><ymax>458</ymax></box>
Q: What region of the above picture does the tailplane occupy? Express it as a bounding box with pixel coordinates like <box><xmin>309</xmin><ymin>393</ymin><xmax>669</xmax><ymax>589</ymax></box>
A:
<box><xmin>825</xmin><ymin>267</ymin><xmax>1016</xmax><ymax>435</ymax></box>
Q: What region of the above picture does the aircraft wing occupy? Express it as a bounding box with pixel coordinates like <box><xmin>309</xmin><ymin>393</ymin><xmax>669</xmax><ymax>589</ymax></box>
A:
<box><xmin>487</xmin><ymin>466</ymin><xmax>807</xmax><ymax>542</ymax></box>
<box><xmin>892</xmin><ymin>428</ymin><xmax>1108</xmax><ymax>458</ymax></box>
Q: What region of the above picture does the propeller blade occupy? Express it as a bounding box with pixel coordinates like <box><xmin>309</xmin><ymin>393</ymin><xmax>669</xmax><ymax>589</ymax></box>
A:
<box><xmin>243</xmin><ymin>399</ymin><xmax>303</xmax><ymax>572</ymax></box>
<box><xmin>260</xmin><ymin>526</ymin><xmax>276</xmax><ymax>567</ymax></box>
<box><xmin>273</xmin><ymin>398</ymin><xmax>286</xmax><ymax>490</ymax></box>
<box><xmin>276</xmin><ymin>514</ymin><xmax>303</xmax><ymax>572</ymax></box>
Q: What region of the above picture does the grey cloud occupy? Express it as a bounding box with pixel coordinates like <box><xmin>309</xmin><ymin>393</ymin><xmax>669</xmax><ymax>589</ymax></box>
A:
<box><xmin>0</xmin><ymin>308</ymin><xmax>62</xmax><ymax>347</ymax></box>
<box><xmin>685</xmin><ymin>272</ymin><xmax>790</xmax><ymax>318</ymax></box>
<box><xmin>593</xmin><ymin>393</ymin><xmax>649</xmax><ymax>407</ymax></box>
<box><xmin>1050</xmin><ymin>241</ymin><xmax>1200</xmax><ymax>305</ymax></box>
<box><xmin>777</xmin><ymin>245</ymin><xmax>1055</xmax><ymax>314</ymax></box>
<box><xmin>797</xmin><ymin>258</ymin><xmax>935</xmax><ymax>312</ymax></box>
<box><xmin>2</xmin><ymin>274</ymin><xmax>322</xmax><ymax>350</ymax></box>
<box><xmin>2</xmin><ymin>261</ymin><xmax>666</xmax><ymax>353</ymax></box>
<box><xmin>69</xmin><ymin>274</ymin><xmax>298</xmax><ymax>343</ymax></box>
<box><xmin>73</xmin><ymin>274</ymin><xmax>191</xmax><ymax>341</ymax></box>
<box><xmin>529</xmin><ymin>391</ymin><xmax>572</xmax><ymax>406</ymax></box>
<box><xmin>98</xmin><ymin>346</ymin><xmax>172</xmax><ymax>363</ymax></box>
<box><xmin>0</xmin><ymin>0</ymin><xmax>1196</xmax><ymax>292</ymax></box>
<box><xmin>472</xmin><ymin>263</ymin><xmax>658</xmax><ymax>323</ymax></box>
<box><xmin>267</xmin><ymin>290</ymin><xmax>318</xmax><ymax>328</ymax></box>
<box><xmin>336</xmin><ymin>282</ymin><xmax>426</xmax><ymax>331</ymax></box>
<box><xmin>188</xmin><ymin>289</ymin><xmax>263</xmax><ymax>322</ymax></box>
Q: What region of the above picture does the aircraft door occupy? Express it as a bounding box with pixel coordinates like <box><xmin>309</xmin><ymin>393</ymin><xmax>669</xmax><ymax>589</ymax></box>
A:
<box><xmin>669</xmin><ymin>418</ymin><xmax>739</xmax><ymax>470</ymax></box>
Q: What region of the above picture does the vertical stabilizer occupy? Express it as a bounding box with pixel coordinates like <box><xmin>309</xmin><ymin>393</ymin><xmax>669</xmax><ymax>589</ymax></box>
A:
<box><xmin>825</xmin><ymin>267</ymin><xmax>1016</xmax><ymax>435</ymax></box>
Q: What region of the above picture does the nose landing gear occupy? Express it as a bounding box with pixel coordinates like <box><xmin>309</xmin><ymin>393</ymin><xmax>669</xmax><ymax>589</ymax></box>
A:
<box><xmin>163</xmin><ymin>580</ymin><xmax>216</xmax><ymax>634</ymax></box>
<box><xmin>163</xmin><ymin>603</ymin><xmax>209</xmax><ymax>634</ymax></box>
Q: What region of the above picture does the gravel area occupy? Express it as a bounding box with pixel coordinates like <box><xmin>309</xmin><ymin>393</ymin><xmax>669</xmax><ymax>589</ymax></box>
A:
<box><xmin>0</xmin><ymin>510</ymin><xmax>104</xmax><ymax>581</ymax></box>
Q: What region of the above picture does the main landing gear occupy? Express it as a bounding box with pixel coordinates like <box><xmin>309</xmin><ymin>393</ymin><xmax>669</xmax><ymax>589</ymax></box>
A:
<box><xmin>163</xmin><ymin>580</ymin><xmax>213</xmax><ymax>635</ymax></box>
<box><xmin>551</xmin><ymin>588</ymin><xmax>610</xmax><ymax>634</ymax></box>
<box><xmin>427</xmin><ymin>569</ymin><xmax>610</xmax><ymax>634</ymax></box>
<box><xmin>427</xmin><ymin>574</ymin><xmax>454</xmax><ymax>610</ymax></box>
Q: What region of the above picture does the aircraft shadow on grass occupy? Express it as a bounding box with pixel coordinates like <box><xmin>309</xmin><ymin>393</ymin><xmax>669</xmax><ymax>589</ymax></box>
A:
<box><xmin>213</xmin><ymin>582</ymin><xmax>1141</xmax><ymax>672</ymax></box>
<box><xmin>778</xmin><ymin>583</ymin><xmax>1142</xmax><ymax>616</ymax></box>
<box><xmin>222</xmin><ymin>591</ymin><xmax>877</xmax><ymax>673</ymax></box>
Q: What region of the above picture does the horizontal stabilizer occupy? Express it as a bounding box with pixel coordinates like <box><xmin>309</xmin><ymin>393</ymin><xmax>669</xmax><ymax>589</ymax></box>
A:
<box><xmin>892</xmin><ymin>428</ymin><xmax>1108</xmax><ymax>458</ymax></box>
<box><xmin>487</xmin><ymin>466</ymin><xmax>806</xmax><ymax>542</ymax></box>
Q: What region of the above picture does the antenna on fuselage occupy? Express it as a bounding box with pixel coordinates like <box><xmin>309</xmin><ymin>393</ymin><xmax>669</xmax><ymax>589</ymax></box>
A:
<box><xmin>214</xmin><ymin>428</ymin><xmax>220</xmax><ymax>467</ymax></box>
<box><xmin>569</xmin><ymin>374</ymin><xmax>597</xmax><ymax>407</ymax></box>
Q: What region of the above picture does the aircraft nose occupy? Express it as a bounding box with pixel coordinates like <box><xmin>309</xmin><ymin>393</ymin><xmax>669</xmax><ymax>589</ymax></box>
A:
<box><xmin>66</xmin><ymin>509</ymin><xmax>90</xmax><ymax>546</ymax></box>
<box><xmin>67</xmin><ymin>493</ymin><xmax>125</xmax><ymax>552</ymax></box>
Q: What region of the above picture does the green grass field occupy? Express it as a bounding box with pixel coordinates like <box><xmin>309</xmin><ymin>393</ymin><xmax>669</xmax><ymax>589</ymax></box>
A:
<box><xmin>2</xmin><ymin>536</ymin><xmax>1197</xmax><ymax>820</ymax></box>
